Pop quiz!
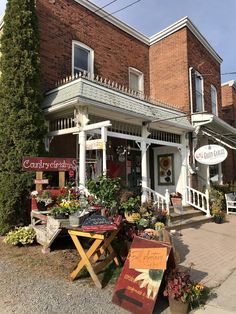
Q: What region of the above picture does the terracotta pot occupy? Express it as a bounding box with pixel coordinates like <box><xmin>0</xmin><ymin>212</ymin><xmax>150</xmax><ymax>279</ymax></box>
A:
<box><xmin>168</xmin><ymin>297</ymin><xmax>189</xmax><ymax>314</ymax></box>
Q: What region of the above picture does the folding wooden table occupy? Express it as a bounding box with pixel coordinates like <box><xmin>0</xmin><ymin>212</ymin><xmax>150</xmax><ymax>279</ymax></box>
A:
<box><xmin>68</xmin><ymin>227</ymin><xmax>120</xmax><ymax>288</ymax></box>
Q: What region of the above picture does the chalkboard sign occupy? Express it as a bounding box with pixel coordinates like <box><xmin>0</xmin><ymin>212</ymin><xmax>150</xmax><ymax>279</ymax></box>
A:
<box><xmin>82</xmin><ymin>214</ymin><xmax>117</xmax><ymax>232</ymax></box>
<box><xmin>112</xmin><ymin>236</ymin><xmax>175</xmax><ymax>314</ymax></box>
<box><xmin>82</xmin><ymin>214</ymin><xmax>113</xmax><ymax>226</ymax></box>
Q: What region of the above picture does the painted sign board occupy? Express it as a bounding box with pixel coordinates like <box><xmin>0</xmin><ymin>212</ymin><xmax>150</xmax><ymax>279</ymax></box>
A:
<box><xmin>86</xmin><ymin>139</ymin><xmax>105</xmax><ymax>150</ymax></box>
<box><xmin>112</xmin><ymin>236</ymin><xmax>175</xmax><ymax>314</ymax></box>
<box><xmin>22</xmin><ymin>157</ymin><xmax>77</xmax><ymax>171</ymax></box>
<box><xmin>194</xmin><ymin>144</ymin><xmax>228</xmax><ymax>165</ymax></box>
<box><xmin>34</xmin><ymin>179</ymin><xmax>49</xmax><ymax>184</ymax></box>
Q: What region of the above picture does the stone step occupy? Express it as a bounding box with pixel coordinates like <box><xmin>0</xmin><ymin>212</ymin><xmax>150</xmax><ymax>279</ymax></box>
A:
<box><xmin>170</xmin><ymin>207</ymin><xmax>204</xmax><ymax>222</ymax></box>
<box><xmin>166</xmin><ymin>215</ymin><xmax>212</xmax><ymax>231</ymax></box>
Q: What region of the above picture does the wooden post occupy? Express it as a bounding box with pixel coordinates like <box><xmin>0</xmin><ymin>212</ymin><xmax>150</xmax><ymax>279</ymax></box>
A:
<box><xmin>36</xmin><ymin>172</ymin><xmax>43</xmax><ymax>191</ymax></box>
<box><xmin>59</xmin><ymin>171</ymin><xmax>65</xmax><ymax>188</ymax></box>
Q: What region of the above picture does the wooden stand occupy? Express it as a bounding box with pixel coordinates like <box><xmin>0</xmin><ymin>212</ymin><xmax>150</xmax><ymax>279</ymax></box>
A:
<box><xmin>68</xmin><ymin>227</ymin><xmax>120</xmax><ymax>288</ymax></box>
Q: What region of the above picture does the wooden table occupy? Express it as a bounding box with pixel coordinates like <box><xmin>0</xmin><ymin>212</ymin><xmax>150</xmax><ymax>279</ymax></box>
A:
<box><xmin>68</xmin><ymin>227</ymin><xmax>120</xmax><ymax>288</ymax></box>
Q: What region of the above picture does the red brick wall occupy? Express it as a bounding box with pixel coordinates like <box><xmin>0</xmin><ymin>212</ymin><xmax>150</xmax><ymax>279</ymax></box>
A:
<box><xmin>221</xmin><ymin>84</ymin><xmax>236</xmax><ymax>182</ymax></box>
<box><xmin>222</xmin><ymin>84</ymin><xmax>236</xmax><ymax>127</ymax></box>
<box><xmin>149</xmin><ymin>28</ymin><xmax>222</xmax><ymax>114</ymax></box>
<box><xmin>149</xmin><ymin>28</ymin><xmax>189</xmax><ymax>111</ymax></box>
<box><xmin>187</xmin><ymin>30</ymin><xmax>222</xmax><ymax>116</ymax></box>
<box><xmin>36</xmin><ymin>0</ymin><xmax>149</xmax><ymax>93</ymax></box>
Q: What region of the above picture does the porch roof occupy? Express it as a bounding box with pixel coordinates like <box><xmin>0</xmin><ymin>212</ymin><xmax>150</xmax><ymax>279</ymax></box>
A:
<box><xmin>42</xmin><ymin>76</ymin><xmax>193</xmax><ymax>133</ymax></box>
<box><xmin>192</xmin><ymin>113</ymin><xmax>236</xmax><ymax>150</ymax></box>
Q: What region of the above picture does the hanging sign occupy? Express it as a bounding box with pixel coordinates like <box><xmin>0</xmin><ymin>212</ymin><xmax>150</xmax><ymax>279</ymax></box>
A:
<box><xmin>22</xmin><ymin>157</ymin><xmax>77</xmax><ymax>171</ymax></box>
<box><xmin>86</xmin><ymin>139</ymin><xmax>105</xmax><ymax>150</ymax></box>
<box><xmin>194</xmin><ymin>144</ymin><xmax>228</xmax><ymax>165</ymax></box>
<box><xmin>34</xmin><ymin>179</ymin><xmax>49</xmax><ymax>184</ymax></box>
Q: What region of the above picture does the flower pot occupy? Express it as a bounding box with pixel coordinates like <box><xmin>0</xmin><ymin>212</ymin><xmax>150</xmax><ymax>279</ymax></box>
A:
<box><xmin>213</xmin><ymin>216</ymin><xmax>224</xmax><ymax>224</ymax></box>
<box><xmin>168</xmin><ymin>298</ymin><xmax>189</xmax><ymax>314</ymax></box>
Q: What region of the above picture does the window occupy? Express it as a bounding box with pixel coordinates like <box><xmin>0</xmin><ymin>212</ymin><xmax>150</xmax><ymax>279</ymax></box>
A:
<box><xmin>194</xmin><ymin>72</ymin><xmax>204</xmax><ymax>112</ymax></box>
<box><xmin>129</xmin><ymin>67</ymin><xmax>144</xmax><ymax>94</ymax></box>
<box><xmin>72</xmin><ymin>41</ymin><xmax>94</xmax><ymax>76</ymax></box>
<box><xmin>211</xmin><ymin>85</ymin><xmax>218</xmax><ymax>115</ymax></box>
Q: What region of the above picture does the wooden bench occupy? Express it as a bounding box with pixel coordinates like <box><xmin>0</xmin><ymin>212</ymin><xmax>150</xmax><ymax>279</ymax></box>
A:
<box><xmin>225</xmin><ymin>193</ymin><xmax>236</xmax><ymax>214</ymax></box>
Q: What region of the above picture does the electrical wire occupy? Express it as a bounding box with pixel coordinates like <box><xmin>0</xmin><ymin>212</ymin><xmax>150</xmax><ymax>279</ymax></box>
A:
<box><xmin>48</xmin><ymin>0</ymin><xmax>142</xmax><ymax>42</ymax></box>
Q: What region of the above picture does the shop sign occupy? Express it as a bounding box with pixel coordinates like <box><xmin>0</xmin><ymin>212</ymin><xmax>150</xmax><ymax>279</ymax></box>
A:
<box><xmin>86</xmin><ymin>139</ymin><xmax>105</xmax><ymax>150</ymax></box>
<box><xmin>22</xmin><ymin>157</ymin><xmax>77</xmax><ymax>171</ymax></box>
<box><xmin>112</xmin><ymin>236</ymin><xmax>174</xmax><ymax>314</ymax></box>
<box><xmin>194</xmin><ymin>144</ymin><xmax>228</xmax><ymax>165</ymax></box>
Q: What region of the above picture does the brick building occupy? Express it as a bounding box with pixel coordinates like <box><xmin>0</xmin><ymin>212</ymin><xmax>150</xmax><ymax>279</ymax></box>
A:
<box><xmin>1</xmin><ymin>0</ymin><xmax>236</xmax><ymax>210</ymax></box>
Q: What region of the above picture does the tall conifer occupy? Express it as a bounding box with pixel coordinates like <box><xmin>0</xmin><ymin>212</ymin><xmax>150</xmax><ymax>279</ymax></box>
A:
<box><xmin>0</xmin><ymin>0</ymin><xmax>46</xmax><ymax>233</ymax></box>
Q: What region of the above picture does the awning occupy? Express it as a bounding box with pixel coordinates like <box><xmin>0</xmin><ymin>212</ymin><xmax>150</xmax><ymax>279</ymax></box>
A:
<box><xmin>192</xmin><ymin>113</ymin><xmax>236</xmax><ymax>150</ymax></box>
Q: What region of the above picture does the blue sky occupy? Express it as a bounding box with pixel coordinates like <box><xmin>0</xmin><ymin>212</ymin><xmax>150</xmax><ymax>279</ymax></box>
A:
<box><xmin>1</xmin><ymin>0</ymin><xmax>235</xmax><ymax>82</ymax></box>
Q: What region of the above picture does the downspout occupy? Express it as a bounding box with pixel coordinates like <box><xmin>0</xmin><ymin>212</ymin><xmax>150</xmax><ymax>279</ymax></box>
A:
<box><xmin>189</xmin><ymin>67</ymin><xmax>193</xmax><ymax>116</ymax></box>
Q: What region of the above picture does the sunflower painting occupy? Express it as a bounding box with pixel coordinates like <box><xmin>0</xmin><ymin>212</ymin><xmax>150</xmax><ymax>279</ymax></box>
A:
<box><xmin>134</xmin><ymin>269</ymin><xmax>164</xmax><ymax>299</ymax></box>
<box><xmin>158</xmin><ymin>154</ymin><xmax>174</xmax><ymax>185</ymax></box>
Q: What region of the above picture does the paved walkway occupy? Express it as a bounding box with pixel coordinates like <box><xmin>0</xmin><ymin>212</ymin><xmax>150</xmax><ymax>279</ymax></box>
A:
<box><xmin>170</xmin><ymin>215</ymin><xmax>236</xmax><ymax>313</ymax></box>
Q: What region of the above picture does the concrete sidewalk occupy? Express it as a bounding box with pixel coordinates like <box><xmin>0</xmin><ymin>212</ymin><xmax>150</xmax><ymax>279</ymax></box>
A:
<box><xmin>170</xmin><ymin>215</ymin><xmax>236</xmax><ymax>314</ymax></box>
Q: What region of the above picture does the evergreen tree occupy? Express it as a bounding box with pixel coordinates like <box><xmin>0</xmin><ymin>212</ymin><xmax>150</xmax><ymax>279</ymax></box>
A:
<box><xmin>0</xmin><ymin>0</ymin><xmax>46</xmax><ymax>234</ymax></box>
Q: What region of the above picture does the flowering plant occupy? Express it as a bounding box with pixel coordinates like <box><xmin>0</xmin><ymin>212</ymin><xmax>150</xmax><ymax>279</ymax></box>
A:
<box><xmin>163</xmin><ymin>267</ymin><xmax>204</xmax><ymax>306</ymax></box>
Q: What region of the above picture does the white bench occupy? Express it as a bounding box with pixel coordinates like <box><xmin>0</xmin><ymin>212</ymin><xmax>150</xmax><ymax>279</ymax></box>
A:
<box><xmin>225</xmin><ymin>193</ymin><xmax>236</xmax><ymax>214</ymax></box>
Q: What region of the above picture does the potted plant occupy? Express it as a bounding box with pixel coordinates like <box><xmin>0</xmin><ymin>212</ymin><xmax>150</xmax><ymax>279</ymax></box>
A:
<box><xmin>170</xmin><ymin>192</ymin><xmax>182</xmax><ymax>207</ymax></box>
<box><xmin>4</xmin><ymin>226</ymin><xmax>36</xmax><ymax>246</ymax></box>
<box><xmin>120</xmin><ymin>196</ymin><xmax>141</xmax><ymax>223</ymax></box>
<box><xmin>86</xmin><ymin>175</ymin><xmax>122</xmax><ymax>215</ymax></box>
<box><xmin>212</xmin><ymin>209</ymin><xmax>226</xmax><ymax>224</ymax></box>
<box><xmin>163</xmin><ymin>267</ymin><xmax>205</xmax><ymax>314</ymax></box>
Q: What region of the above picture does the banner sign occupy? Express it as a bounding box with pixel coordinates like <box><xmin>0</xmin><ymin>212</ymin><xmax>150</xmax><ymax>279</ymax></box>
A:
<box><xmin>194</xmin><ymin>144</ymin><xmax>228</xmax><ymax>165</ymax></box>
<box><xmin>112</xmin><ymin>236</ymin><xmax>175</xmax><ymax>314</ymax></box>
<box><xmin>22</xmin><ymin>157</ymin><xmax>77</xmax><ymax>172</ymax></box>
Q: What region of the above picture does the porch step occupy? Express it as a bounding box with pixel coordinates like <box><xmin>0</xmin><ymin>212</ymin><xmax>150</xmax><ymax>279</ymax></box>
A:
<box><xmin>169</xmin><ymin>207</ymin><xmax>203</xmax><ymax>222</ymax></box>
<box><xmin>166</xmin><ymin>214</ymin><xmax>212</xmax><ymax>231</ymax></box>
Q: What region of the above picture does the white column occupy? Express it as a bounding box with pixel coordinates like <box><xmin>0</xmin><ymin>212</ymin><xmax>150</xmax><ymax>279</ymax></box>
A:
<box><xmin>180</xmin><ymin>134</ymin><xmax>188</xmax><ymax>206</ymax></box>
<box><xmin>141</xmin><ymin>124</ymin><xmax>150</xmax><ymax>203</ymax></box>
<box><xmin>101</xmin><ymin>126</ymin><xmax>107</xmax><ymax>175</ymax></box>
<box><xmin>79</xmin><ymin>130</ymin><xmax>86</xmax><ymax>191</ymax></box>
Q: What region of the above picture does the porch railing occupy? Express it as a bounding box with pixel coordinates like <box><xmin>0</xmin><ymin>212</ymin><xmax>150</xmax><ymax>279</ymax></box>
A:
<box><xmin>143</xmin><ymin>187</ymin><xmax>170</xmax><ymax>214</ymax></box>
<box><xmin>186</xmin><ymin>186</ymin><xmax>211</xmax><ymax>217</ymax></box>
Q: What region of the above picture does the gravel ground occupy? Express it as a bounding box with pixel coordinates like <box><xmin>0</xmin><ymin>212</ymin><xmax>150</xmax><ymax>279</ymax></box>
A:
<box><xmin>0</xmin><ymin>238</ymin><xmax>130</xmax><ymax>314</ymax></box>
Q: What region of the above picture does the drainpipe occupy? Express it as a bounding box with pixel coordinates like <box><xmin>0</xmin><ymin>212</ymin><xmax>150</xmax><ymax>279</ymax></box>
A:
<box><xmin>189</xmin><ymin>67</ymin><xmax>193</xmax><ymax>115</ymax></box>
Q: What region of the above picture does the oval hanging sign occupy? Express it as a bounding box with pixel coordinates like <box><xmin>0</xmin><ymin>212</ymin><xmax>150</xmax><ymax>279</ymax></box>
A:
<box><xmin>194</xmin><ymin>144</ymin><xmax>228</xmax><ymax>165</ymax></box>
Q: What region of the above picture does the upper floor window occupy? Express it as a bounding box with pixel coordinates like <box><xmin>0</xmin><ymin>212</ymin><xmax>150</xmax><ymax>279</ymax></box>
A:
<box><xmin>194</xmin><ymin>71</ymin><xmax>204</xmax><ymax>112</ymax></box>
<box><xmin>72</xmin><ymin>41</ymin><xmax>94</xmax><ymax>76</ymax></box>
<box><xmin>211</xmin><ymin>85</ymin><xmax>218</xmax><ymax>115</ymax></box>
<box><xmin>129</xmin><ymin>67</ymin><xmax>144</xmax><ymax>94</ymax></box>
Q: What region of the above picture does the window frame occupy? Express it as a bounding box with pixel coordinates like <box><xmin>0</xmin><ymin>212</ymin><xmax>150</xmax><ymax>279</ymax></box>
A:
<box><xmin>128</xmin><ymin>67</ymin><xmax>144</xmax><ymax>94</ymax></box>
<box><xmin>72</xmin><ymin>40</ymin><xmax>94</xmax><ymax>76</ymax></box>
<box><xmin>211</xmin><ymin>84</ymin><xmax>218</xmax><ymax>116</ymax></box>
<box><xmin>194</xmin><ymin>71</ymin><xmax>204</xmax><ymax>112</ymax></box>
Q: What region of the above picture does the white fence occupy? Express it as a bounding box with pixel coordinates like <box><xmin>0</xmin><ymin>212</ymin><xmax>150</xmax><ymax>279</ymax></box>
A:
<box><xmin>186</xmin><ymin>186</ymin><xmax>210</xmax><ymax>217</ymax></box>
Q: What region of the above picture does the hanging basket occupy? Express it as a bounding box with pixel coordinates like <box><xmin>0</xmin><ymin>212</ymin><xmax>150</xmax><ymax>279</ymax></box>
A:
<box><xmin>168</xmin><ymin>298</ymin><xmax>189</xmax><ymax>314</ymax></box>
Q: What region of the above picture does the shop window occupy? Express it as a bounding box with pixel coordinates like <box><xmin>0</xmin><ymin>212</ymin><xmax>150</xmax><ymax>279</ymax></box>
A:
<box><xmin>211</xmin><ymin>85</ymin><xmax>218</xmax><ymax>115</ymax></box>
<box><xmin>72</xmin><ymin>41</ymin><xmax>94</xmax><ymax>76</ymax></box>
<box><xmin>129</xmin><ymin>67</ymin><xmax>144</xmax><ymax>94</ymax></box>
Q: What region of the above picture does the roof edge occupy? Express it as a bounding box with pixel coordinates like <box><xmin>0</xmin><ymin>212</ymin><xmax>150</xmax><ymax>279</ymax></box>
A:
<box><xmin>221</xmin><ymin>80</ymin><xmax>236</xmax><ymax>89</ymax></box>
<box><xmin>150</xmin><ymin>17</ymin><xmax>222</xmax><ymax>64</ymax></box>
<box><xmin>75</xmin><ymin>0</ymin><xmax>149</xmax><ymax>44</ymax></box>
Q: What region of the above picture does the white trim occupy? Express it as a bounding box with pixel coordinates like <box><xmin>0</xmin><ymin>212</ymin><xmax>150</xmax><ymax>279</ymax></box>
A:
<box><xmin>74</xmin><ymin>1</ymin><xmax>222</xmax><ymax>64</ymax></box>
<box><xmin>211</xmin><ymin>84</ymin><xmax>218</xmax><ymax>116</ymax></box>
<box><xmin>72</xmin><ymin>40</ymin><xmax>94</xmax><ymax>76</ymax></box>
<box><xmin>128</xmin><ymin>67</ymin><xmax>144</xmax><ymax>93</ymax></box>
